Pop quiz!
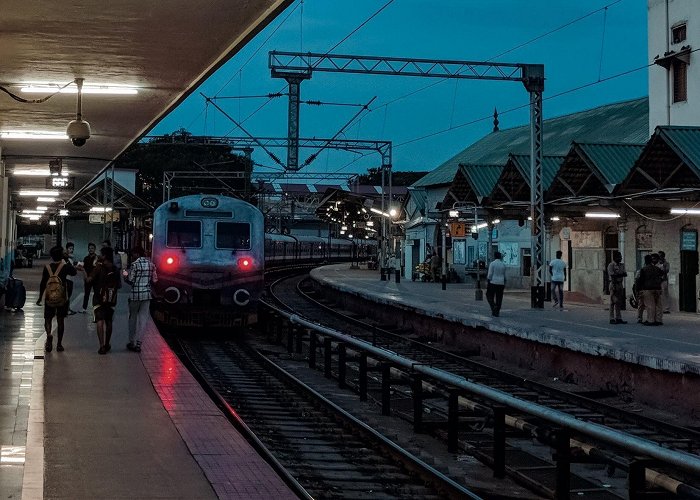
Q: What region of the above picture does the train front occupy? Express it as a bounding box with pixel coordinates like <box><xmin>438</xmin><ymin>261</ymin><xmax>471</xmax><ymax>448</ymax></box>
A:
<box><xmin>151</xmin><ymin>195</ymin><xmax>264</xmax><ymax>328</ymax></box>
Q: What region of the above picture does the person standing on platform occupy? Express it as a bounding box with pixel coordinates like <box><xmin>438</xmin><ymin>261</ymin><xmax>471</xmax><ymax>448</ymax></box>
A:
<box><xmin>37</xmin><ymin>246</ymin><xmax>77</xmax><ymax>352</ymax></box>
<box><xmin>431</xmin><ymin>251</ymin><xmax>442</xmax><ymax>282</ymax></box>
<box><xmin>634</xmin><ymin>263</ymin><xmax>646</xmax><ymax>324</ymax></box>
<box><xmin>80</xmin><ymin>242</ymin><xmax>98</xmax><ymax>313</ymax></box>
<box><xmin>657</xmin><ymin>250</ymin><xmax>670</xmax><ymax>313</ymax></box>
<box><xmin>486</xmin><ymin>251</ymin><xmax>506</xmax><ymax>317</ymax></box>
<box><xmin>549</xmin><ymin>251</ymin><xmax>567</xmax><ymax>309</ymax></box>
<box><xmin>607</xmin><ymin>251</ymin><xmax>628</xmax><ymax>324</ymax></box>
<box><xmin>124</xmin><ymin>245</ymin><xmax>157</xmax><ymax>353</ymax></box>
<box><xmin>88</xmin><ymin>247</ymin><xmax>119</xmax><ymax>355</ymax></box>
<box><xmin>64</xmin><ymin>242</ymin><xmax>77</xmax><ymax>315</ymax></box>
<box><xmin>638</xmin><ymin>254</ymin><xmax>664</xmax><ymax>326</ymax></box>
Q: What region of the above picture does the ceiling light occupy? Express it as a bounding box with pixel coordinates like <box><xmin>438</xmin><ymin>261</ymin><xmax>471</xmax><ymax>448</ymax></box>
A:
<box><xmin>551</xmin><ymin>216</ymin><xmax>560</xmax><ymax>221</ymax></box>
<box><xmin>89</xmin><ymin>207</ymin><xmax>112</xmax><ymax>213</ymax></box>
<box><xmin>59</xmin><ymin>209</ymin><xmax>69</xmax><ymax>216</ymax></box>
<box><xmin>0</xmin><ymin>131</ymin><xmax>67</xmax><ymax>140</ymax></box>
<box><xmin>36</xmin><ymin>206</ymin><xmax>48</xmax><ymax>211</ymax></box>
<box><xmin>19</xmin><ymin>190</ymin><xmax>59</xmax><ymax>196</ymax></box>
<box><xmin>20</xmin><ymin>84</ymin><xmax>138</xmax><ymax>95</ymax></box>
<box><xmin>449</xmin><ymin>210</ymin><xmax>459</xmax><ymax>217</ymax></box>
<box><xmin>670</xmin><ymin>208</ymin><xmax>700</xmax><ymax>215</ymax></box>
<box><xmin>49</xmin><ymin>221</ymin><xmax>57</xmax><ymax>226</ymax></box>
<box><xmin>22</xmin><ymin>210</ymin><xmax>45</xmax><ymax>214</ymax></box>
<box><xmin>37</xmin><ymin>197</ymin><xmax>56</xmax><ymax>203</ymax></box>
<box><xmin>492</xmin><ymin>218</ymin><xmax>501</xmax><ymax>224</ymax></box>
<box><xmin>389</xmin><ymin>209</ymin><xmax>397</xmax><ymax>217</ymax></box>
<box><xmin>28</xmin><ymin>215</ymin><xmax>41</xmax><ymax>221</ymax></box>
<box><xmin>13</xmin><ymin>168</ymin><xmax>50</xmax><ymax>176</ymax></box>
<box><xmin>585</xmin><ymin>212</ymin><xmax>620</xmax><ymax>218</ymax></box>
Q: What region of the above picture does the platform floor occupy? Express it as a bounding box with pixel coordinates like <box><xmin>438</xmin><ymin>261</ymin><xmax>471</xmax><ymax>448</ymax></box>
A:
<box><xmin>311</xmin><ymin>264</ymin><xmax>700</xmax><ymax>376</ymax></box>
<box><xmin>1</xmin><ymin>259</ymin><xmax>295</xmax><ymax>500</ymax></box>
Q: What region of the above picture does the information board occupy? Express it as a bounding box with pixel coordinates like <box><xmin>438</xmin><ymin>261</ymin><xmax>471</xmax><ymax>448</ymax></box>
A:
<box><xmin>681</xmin><ymin>230</ymin><xmax>697</xmax><ymax>251</ymax></box>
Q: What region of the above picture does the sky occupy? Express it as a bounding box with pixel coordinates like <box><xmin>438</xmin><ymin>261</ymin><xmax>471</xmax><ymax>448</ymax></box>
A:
<box><xmin>151</xmin><ymin>0</ymin><xmax>649</xmax><ymax>179</ymax></box>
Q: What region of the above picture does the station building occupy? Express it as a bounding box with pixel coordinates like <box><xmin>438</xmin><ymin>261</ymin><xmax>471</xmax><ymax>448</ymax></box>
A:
<box><xmin>404</xmin><ymin>0</ymin><xmax>699</xmax><ymax>311</ymax></box>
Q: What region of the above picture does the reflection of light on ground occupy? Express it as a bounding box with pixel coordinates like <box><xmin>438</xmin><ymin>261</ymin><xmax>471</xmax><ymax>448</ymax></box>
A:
<box><xmin>0</xmin><ymin>446</ymin><xmax>26</xmax><ymax>464</ymax></box>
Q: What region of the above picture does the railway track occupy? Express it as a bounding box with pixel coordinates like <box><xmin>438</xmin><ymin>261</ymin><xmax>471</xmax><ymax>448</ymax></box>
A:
<box><xmin>260</xmin><ymin>272</ymin><xmax>700</xmax><ymax>499</ymax></box>
<box><xmin>174</xmin><ymin>335</ymin><xmax>479</xmax><ymax>500</ymax></box>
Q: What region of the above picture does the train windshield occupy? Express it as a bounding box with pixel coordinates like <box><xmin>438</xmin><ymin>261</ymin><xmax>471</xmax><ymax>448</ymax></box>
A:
<box><xmin>216</xmin><ymin>222</ymin><xmax>250</xmax><ymax>250</ymax></box>
<box><xmin>167</xmin><ymin>220</ymin><xmax>201</xmax><ymax>248</ymax></box>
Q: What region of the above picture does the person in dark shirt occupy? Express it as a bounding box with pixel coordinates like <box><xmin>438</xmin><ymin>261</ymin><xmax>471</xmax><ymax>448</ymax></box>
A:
<box><xmin>80</xmin><ymin>242</ymin><xmax>98</xmax><ymax>312</ymax></box>
<box><xmin>37</xmin><ymin>246</ymin><xmax>77</xmax><ymax>352</ymax></box>
<box><xmin>87</xmin><ymin>247</ymin><xmax>118</xmax><ymax>355</ymax></box>
<box><xmin>639</xmin><ymin>254</ymin><xmax>664</xmax><ymax>326</ymax></box>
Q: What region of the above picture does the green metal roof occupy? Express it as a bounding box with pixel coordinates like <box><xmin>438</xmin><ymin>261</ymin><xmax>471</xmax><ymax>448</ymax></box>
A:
<box><xmin>657</xmin><ymin>126</ymin><xmax>700</xmax><ymax>172</ymax></box>
<box><xmin>413</xmin><ymin>97</ymin><xmax>649</xmax><ymax>188</ymax></box>
<box><xmin>508</xmin><ymin>155</ymin><xmax>565</xmax><ymax>190</ymax></box>
<box><xmin>460</xmin><ymin>164</ymin><xmax>503</xmax><ymax>200</ymax></box>
<box><xmin>574</xmin><ymin>142</ymin><xmax>645</xmax><ymax>187</ymax></box>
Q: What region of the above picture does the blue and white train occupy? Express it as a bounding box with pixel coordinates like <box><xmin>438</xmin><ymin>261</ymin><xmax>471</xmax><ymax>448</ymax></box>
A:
<box><xmin>150</xmin><ymin>194</ymin><xmax>375</xmax><ymax>328</ymax></box>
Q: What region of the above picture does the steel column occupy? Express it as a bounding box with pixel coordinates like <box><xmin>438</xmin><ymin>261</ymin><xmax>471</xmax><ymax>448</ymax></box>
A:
<box><xmin>529</xmin><ymin>89</ymin><xmax>545</xmax><ymax>308</ymax></box>
<box><xmin>285</xmin><ymin>76</ymin><xmax>303</xmax><ymax>171</ymax></box>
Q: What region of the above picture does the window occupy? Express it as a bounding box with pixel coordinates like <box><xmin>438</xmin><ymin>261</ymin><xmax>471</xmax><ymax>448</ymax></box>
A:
<box><xmin>216</xmin><ymin>222</ymin><xmax>251</xmax><ymax>250</ymax></box>
<box><xmin>672</xmin><ymin>23</ymin><xmax>687</xmax><ymax>44</ymax></box>
<box><xmin>167</xmin><ymin>220</ymin><xmax>201</xmax><ymax>248</ymax></box>
<box><xmin>673</xmin><ymin>62</ymin><xmax>688</xmax><ymax>102</ymax></box>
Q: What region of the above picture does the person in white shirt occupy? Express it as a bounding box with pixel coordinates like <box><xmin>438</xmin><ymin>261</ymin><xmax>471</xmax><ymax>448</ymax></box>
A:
<box><xmin>486</xmin><ymin>251</ymin><xmax>506</xmax><ymax>317</ymax></box>
<box><xmin>549</xmin><ymin>251</ymin><xmax>567</xmax><ymax>309</ymax></box>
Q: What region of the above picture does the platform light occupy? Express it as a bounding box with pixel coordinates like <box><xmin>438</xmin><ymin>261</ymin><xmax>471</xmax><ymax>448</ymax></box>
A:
<box><xmin>49</xmin><ymin>220</ymin><xmax>57</xmax><ymax>226</ymax></box>
<box><xmin>366</xmin><ymin>221</ymin><xmax>374</xmax><ymax>227</ymax></box>
<box><xmin>13</xmin><ymin>168</ymin><xmax>51</xmax><ymax>176</ymax></box>
<box><xmin>89</xmin><ymin>207</ymin><xmax>113</xmax><ymax>212</ymax></box>
<box><xmin>389</xmin><ymin>208</ymin><xmax>397</xmax><ymax>217</ymax></box>
<box><xmin>492</xmin><ymin>218</ymin><xmax>501</xmax><ymax>224</ymax></box>
<box><xmin>149</xmin><ymin>233</ymin><xmax>153</xmax><ymax>241</ymax></box>
<box><xmin>449</xmin><ymin>210</ymin><xmax>459</xmax><ymax>217</ymax></box>
<box><xmin>36</xmin><ymin>206</ymin><xmax>48</xmax><ymax>211</ymax></box>
<box><xmin>341</xmin><ymin>226</ymin><xmax>348</xmax><ymax>231</ymax></box>
<box><xmin>470</xmin><ymin>223</ymin><xmax>488</xmax><ymax>232</ymax></box>
<box><xmin>20</xmin><ymin>83</ymin><xmax>138</xmax><ymax>95</ymax></box>
<box><xmin>59</xmin><ymin>209</ymin><xmax>69</xmax><ymax>216</ymax></box>
<box><xmin>348</xmin><ymin>234</ymin><xmax>353</xmax><ymax>239</ymax></box>
<box><xmin>551</xmin><ymin>216</ymin><xmax>560</xmax><ymax>221</ymax></box>
<box><xmin>37</xmin><ymin>197</ymin><xmax>56</xmax><ymax>203</ymax></box>
<box><xmin>19</xmin><ymin>190</ymin><xmax>59</xmax><ymax>196</ymax></box>
<box><xmin>585</xmin><ymin>212</ymin><xmax>620</xmax><ymax>218</ymax></box>
<box><xmin>27</xmin><ymin>215</ymin><xmax>41</xmax><ymax>221</ymax></box>
<box><xmin>0</xmin><ymin>131</ymin><xmax>67</xmax><ymax>140</ymax></box>
<box><xmin>22</xmin><ymin>210</ymin><xmax>46</xmax><ymax>214</ymax></box>
<box><xmin>670</xmin><ymin>208</ymin><xmax>700</xmax><ymax>215</ymax></box>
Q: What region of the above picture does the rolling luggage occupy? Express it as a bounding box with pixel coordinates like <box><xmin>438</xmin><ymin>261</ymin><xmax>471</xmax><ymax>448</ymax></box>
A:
<box><xmin>5</xmin><ymin>277</ymin><xmax>27</xmax><ymax>311</ymax></box>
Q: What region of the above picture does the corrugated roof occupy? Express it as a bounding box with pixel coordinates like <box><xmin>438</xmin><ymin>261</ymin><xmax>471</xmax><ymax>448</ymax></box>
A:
<box><xmin>658</xmin><ymin>126</ymin><xmax>700</xmax><ymax>173</ymax></box>
<box><xmin>575</xmin><ymin>143</ymin><xmax>645</xmax><ymax>186</ymax></box>
<box><xmin>508</xmin><ymin>155</ymin><xmax>565</xmax><ymax>190</ymax></box>
<box><xmin>460</xmin><ymin>164</ymin><xmax>503</xmax><ymax>200</ymax></box>
<box><xmin>413</xmin><ymin>97</ymin><xmax>649</xmax><ymax>188</ymax></box>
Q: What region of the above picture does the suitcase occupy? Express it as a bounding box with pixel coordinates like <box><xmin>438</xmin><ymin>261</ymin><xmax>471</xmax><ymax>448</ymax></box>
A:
<box><xmin>5</xmin><ymin>277</ymin><xmax>26</xmax><ymax>310</ymax></box>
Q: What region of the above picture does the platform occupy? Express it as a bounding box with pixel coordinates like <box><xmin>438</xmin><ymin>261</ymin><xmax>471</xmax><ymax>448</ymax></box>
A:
<box><xmin>311</xmin><ymin>264</ymin><xmax>700</xmax><ymax>376</ymax></box>
<box><xmin>1</xmin><ymin>259</ymin><xmax>296</xmax><ymax>500</ymax></box>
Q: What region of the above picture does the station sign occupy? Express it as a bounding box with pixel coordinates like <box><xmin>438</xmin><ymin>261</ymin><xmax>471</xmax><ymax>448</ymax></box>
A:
<box><xmin>450</xmin><ymin>222</ymin><xmax>466</xmax><ymax>237</ymax></box>
<box><xmin>681</xmin><ymin>230</ymin><xmax>697</xmax><ymax>251</ymax></box>
<box><xmin>88</xmin><ymin>212</ymin><xmax>120</xmax><ymax>224</ymax></box>
<box><xmin>45</xmin><ymin>176</ymin><xmax>75</xmax><ymax>190</ymax></box>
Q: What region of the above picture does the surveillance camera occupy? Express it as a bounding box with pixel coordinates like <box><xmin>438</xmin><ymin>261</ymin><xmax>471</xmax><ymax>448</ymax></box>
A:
<box><xmin>66</xmin><ymin>119</ymin><xmax>91</xmax><ymax>147</ymax></box>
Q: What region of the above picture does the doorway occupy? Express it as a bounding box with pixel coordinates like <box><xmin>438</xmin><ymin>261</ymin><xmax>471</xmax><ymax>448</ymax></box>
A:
<box><xmin>679</xmin><ymin>229</ymin><xmax>698</xmax><ymax>312</ymax></box>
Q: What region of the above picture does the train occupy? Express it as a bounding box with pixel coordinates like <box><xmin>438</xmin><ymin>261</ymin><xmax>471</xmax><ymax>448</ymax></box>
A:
<box><xmin>150</xmin><ymin>194</ymin><xmax>375</xmax><ymax>328</ymax></box>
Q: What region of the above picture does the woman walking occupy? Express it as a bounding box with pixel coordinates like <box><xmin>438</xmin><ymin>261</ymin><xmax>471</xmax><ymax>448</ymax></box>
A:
<box><xmin>87</xmin><ymin>247</ymin><xmax>119</xmax><ymax>354</ymax></box>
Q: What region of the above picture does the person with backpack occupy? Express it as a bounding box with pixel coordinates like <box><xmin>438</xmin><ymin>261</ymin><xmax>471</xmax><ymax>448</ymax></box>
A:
<box><xmin>124</xmin><ymin>245</ymin><xmax>158</xmax><ymax>353</ymax></box>
<box><xmin>37</xmin><ymin>246</ymin><xmax>77</xmax><ymax>352</ymax></box>
<box><xmin>87</xmin><ymin>247</ymin><xmax>119</xmax><ymax>355</ymax></box>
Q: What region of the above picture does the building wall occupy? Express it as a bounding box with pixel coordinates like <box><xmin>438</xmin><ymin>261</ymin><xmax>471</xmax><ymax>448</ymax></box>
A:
<box><xmin>648</xmin><ymin>0</ymin><xmax>698</xmax><ymax>133</ymax></box>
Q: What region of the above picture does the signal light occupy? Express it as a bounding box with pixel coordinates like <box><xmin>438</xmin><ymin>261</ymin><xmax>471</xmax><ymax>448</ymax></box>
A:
<box><xmin>237</xmin><ymin>257</ymin><xmax>253</xmax><ymax>270</ymax></box>
<box><xmin>163</xmin><ymin>255</ymin><xmax>177</xmax><ymax>267</ymax></box>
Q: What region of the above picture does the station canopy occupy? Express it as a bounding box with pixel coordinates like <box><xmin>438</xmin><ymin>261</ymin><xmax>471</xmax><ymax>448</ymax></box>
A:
<box><xmin>0</xmin><ymin>0</ymin><xmax>292</xmax><ymax>214</ymax></box>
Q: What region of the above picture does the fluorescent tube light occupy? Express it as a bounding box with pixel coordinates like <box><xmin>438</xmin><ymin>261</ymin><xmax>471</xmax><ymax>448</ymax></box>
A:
<box><xmin>670</xmin><ymin>208</ymin><xmax>700</xmax><ymax>215</ymax></box>
<box><xmin>20</xmin><ymin>84</ymin><xmax>138</xmax><ymax>95</ymax></box>
<box><xmin>37</xmin><ymin>197</ymin><xmax>56</xmax><ymax>202</ymax></box>
<box><xmin>1</xmin><ymin>131</ymin><xmax>67</xmax><ymax>140</ymax></box>
<box><xmin>89</xmin><ymin>207</ymin><xmax>113</xmax><ymax>213</ymax></box>
<box><xmin>19</xmin><ymin>190</ymin><xmax>59</xmax><ymax>196</ymax></box>
<box><xmin>585</xmin><ymin>212</ymin><xmax>620</xmax><ymax>218</ymax></box>
<box><xmin>49</xmin><ymin>221</ymin><xmax>57</xmax><ymax>226</ymax></box>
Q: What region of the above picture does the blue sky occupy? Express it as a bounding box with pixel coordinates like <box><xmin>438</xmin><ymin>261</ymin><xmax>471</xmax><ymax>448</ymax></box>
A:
<box><xmin>152</xmin><ymin>0</ymin><xmax>648</xmax><ymax>176</ymax></box>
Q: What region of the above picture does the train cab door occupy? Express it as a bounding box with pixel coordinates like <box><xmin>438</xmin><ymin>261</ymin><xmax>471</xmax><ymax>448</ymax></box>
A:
<box><xmin>679</xmin><ymin>229</ymin><xmax>698</xmax><ymax>312</ymax></box>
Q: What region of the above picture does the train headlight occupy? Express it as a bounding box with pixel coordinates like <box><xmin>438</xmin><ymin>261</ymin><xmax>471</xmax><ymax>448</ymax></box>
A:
<box><xmin>162</xmin><ymin>255</ymin><xmax>178</xmax><ymax>268</ymax></box>
<box><xmin>237</xmin><ymin>257</ymin><xmax>253</xmax><ymax>270</ymax></box>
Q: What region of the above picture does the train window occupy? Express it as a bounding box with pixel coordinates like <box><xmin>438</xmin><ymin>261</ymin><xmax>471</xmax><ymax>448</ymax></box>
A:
<box><xmin>216</xmin><ymin>222</ymin><xmax>250</xmax><ymax>250</ymax></box>
<box><xmin>167</xmin><ymin>220</ymin><xmax>201</xmax><ymax>248</ymax></box>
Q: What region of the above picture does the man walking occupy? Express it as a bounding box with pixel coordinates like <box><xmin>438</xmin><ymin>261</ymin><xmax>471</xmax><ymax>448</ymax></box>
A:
<box><xmin>607</xmin><ymin>251</ymin><xmax>628</xmax><ymax>324</ymax></box>
<box><xmin>486</xmin><ymin>251</ymin><xmax>506</xmax><ymax>317</ymax></box>
<box><xmin>65</xmin><ymin>242</ymin><xmax>77</xmax><ymax>315</ymax></box>
<box><xmin>549</xmin><ymin>251</ymin><xmax>567</xmax><ymax>309</ymax></box>
<box><xmin>124</xmin><ymin>246</ymin><xmax>157</xmax><ymax>352</ymax></box>
<box><xmin>37</xmin><ymin>246</ymin><xmax>77</xmax><ymax>352</ymax></box>
<box><xmin>657</xmin><ymin>250</ymin><xmax>670</xmax><ymax>313</ymax></box>
<box><xmin>80</xmin><ymin>242</ymin><xmax>98</xmax><ymax>313</ymax></box>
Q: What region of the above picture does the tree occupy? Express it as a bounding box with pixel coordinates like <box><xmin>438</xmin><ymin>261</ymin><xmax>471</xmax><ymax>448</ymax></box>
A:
<box><xmin>357</xmin><ymin>167</ymin><xmax>428</xmax><ymax>186</ymax></box>
<box><xmin>114</xmin><ymin>129</ymin><xmax>251</xmax><ymax>206</ymax></box>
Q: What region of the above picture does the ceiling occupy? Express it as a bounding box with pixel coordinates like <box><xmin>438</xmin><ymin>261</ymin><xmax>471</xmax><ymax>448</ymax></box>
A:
<box><xmin>0</xmin><ymin>0</ymin><xmax>292</xmax><ymax>216</ymax></box>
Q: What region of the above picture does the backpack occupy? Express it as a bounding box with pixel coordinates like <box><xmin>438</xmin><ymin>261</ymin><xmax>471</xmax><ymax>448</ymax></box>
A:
<box><xmin>99</xmin><ymin>266</ymin><xmax>119</xmax><ymax>306</ymax></box>
<box><xmin>44</xmin><ymin>262</ymin><xmax>67</xmax><ymax>307</ymax></box>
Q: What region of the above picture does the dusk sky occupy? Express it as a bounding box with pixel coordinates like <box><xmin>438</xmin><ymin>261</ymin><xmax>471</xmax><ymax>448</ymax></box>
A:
<box><xmin>152</xmin><ymin>0</ymin><xmax>648</xmax><ymax>177</ymax></box>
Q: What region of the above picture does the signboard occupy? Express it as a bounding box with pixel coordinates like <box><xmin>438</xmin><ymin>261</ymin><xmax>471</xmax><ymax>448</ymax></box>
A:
<box><xmin>453</xmin><ymin>240</ymin><xmax>466</xmax><ymax>264</ymax></box>
<box><xmin>88</xmin><ymin>212</ymin><xmax>120</xmax><ymax>224</ymax></box>
<box><xmin>45</xmin><ymin>176</ymin><xmax>75</xmax><ymax>190</ymax></box>
<box><xmin>681</xmin><ymin>230</ymin><xmax>697</xmax><ymax>251</ymax></box>
<box><xmin>450</xmin><ymin>222</ymin><xmax>466</xmax><ymax>237</ymax></box>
